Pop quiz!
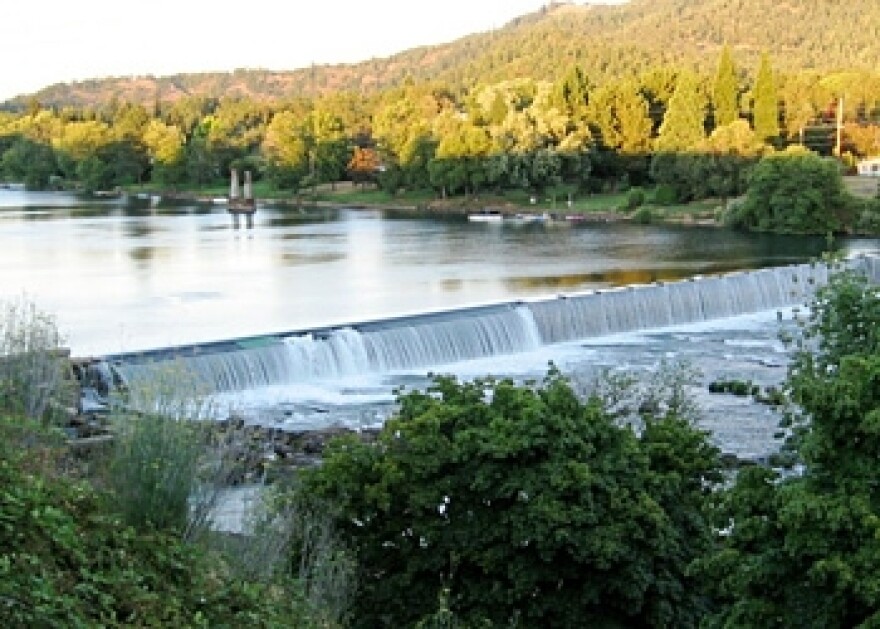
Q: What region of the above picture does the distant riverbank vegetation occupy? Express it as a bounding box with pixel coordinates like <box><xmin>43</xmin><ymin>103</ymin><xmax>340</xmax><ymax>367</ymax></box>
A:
<box><xmin>3</xmin><ymin>4</ymin><xmax>880</xmax><ymax>235</ymax></box>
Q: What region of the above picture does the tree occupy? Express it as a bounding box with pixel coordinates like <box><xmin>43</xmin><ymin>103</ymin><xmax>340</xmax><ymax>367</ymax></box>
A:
<box><xmin>780</xmin><ymin>72</ymin><xmax>823</xmax><ymax>145</ymax></box>
<box><xmin>348</xmin><ymin>145</ymin><xmax>381</xmax><ymax>187</ymax></box>
<box><xmin>712</xmin><ymin>45</ymin><xmax>739</xmax><ymax>128</ymax></box>
<box><xmin>656</xmin><ymin>73</ymin><xmax>706</xmax><ymax>153</ymax></box>
<box><xmin>697</xmin><ymin>268</ymin><xmax>880</xmax><ymax>627</ymax></box>
<box><xmin>728</xmin><ymin>148</ymin><xmax>851</xmax><ymax>233</ymax></box>
<box><xmin>301</xmin><ymin>369</ymin><xmax>721</xmax><ymax>628</ymax></box>
<box><xmin>262</xmin><ymin>111</ymin><xmax>308</xmax><ymax>189</ymax></box>
<box><xmin>1</xmin><ymin>138</ymin><xmax>57</xmax><ymax>190</ymax></box>
<box><xmin>143</xmin><ymin>120</ymin><xmax>186</xmax><ymax>184</ymax></box>
<box><xmin>587</xmin><ymin>80</ymin><xmax>653</xmax><ymax>155</ymax></box>
<box><xmin>550</xmin><ymin>65</ymin><xmax>591</xmax><ymax>121</ymax></box>
<box><xmin>698</xmin><ymin>120</ymin><xmax>768</xmax><ymax>205</ymax></box>
<box><xmin>752</xmin><ymin>52</ymin><xmax>780</xmax><ymax>142</ymax></box>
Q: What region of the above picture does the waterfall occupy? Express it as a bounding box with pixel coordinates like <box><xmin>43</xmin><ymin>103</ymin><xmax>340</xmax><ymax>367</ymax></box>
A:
<box><xmin>111</xmin><ymin>304</ymin><xmax>543</xmax><ymax>393</ymax></box>
<box><xmin>104</xmin><ymin>257</ymin><xmax>875</xmax><ymax>395</ymax></box>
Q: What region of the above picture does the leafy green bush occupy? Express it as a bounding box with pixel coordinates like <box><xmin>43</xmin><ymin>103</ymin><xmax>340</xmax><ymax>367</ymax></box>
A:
<box><xmin>0</xmin><ymin>415</ymin><xmax>316</xmax><ymax>628</ymax></box>
<box><xmin>651</xmin><ymin>183</ymin><xmax>678</xmax><ymax>206</ymax></box>
<box><xmin>301</xmin><ymin>369</ymin><xmax>722</xmax><ymax>628</ymax></box>
<box><xmin>697</xmin><ymin>268</ymin><xmax>880</xmax><ymax>626</ymax></box>
<box><xmin>727</xmin><ymin>149</ymin><xmax>851</xmax><ymax>234</ymax></box>
<box><xmin>633</xmin><ymin>206</ymin><xmax>654</xmax><ymax>224</ymax></box>
<box><xmin>625</xmin><ymin>186</ymin><xmax>646</xmax><ymax>210</ymax></box>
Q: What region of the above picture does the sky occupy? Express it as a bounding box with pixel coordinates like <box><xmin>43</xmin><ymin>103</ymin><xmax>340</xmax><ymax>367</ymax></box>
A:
<box><xmin>0</xmin><ymin>0</ymin><xmax>625</xmax><ymax>102</ymax></box>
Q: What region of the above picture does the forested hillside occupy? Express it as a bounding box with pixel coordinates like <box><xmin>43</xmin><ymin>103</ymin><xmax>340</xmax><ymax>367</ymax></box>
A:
<box><xmin>7</xmin><ymin>0</ymin><xmax>880</xmax><ymax>109</ymax></box>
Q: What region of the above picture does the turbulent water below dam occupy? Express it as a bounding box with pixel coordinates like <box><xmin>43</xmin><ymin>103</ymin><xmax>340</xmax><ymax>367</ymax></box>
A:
<box><xmin>104</xmin><ymin>256</ymin><xmax>880</xmax><ymax>460</ymax></box>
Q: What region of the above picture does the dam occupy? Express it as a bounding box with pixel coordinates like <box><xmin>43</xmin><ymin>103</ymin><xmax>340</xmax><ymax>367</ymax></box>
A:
<box><xmin>99</xmin><ymin>256</ymin><xmax>879</xmax><ymax>399</ymax></box>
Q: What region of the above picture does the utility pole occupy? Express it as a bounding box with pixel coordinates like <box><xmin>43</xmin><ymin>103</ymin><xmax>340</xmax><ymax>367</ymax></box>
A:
<box><xmin>835</xmin><ymin>95</ymin><xmax>844</xmax><ymax>156</ymax></box>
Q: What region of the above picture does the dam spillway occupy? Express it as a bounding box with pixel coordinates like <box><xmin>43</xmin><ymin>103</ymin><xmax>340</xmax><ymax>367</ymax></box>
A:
<box><xmin>104</xmin><ymin>256</ymin><xmax>879</xmax><ymax>396</ymax></box>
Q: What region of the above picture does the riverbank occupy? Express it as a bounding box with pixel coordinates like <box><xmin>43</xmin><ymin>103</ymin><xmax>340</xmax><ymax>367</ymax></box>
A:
<box><xmin>148</xmin><ymin>182</ymin><xmax>726</xmax><ymax>227</ymax></box>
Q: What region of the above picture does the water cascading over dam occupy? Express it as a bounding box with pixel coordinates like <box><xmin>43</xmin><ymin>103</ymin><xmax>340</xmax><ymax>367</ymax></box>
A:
<box><xmin>105</xmin><ymin>256</ymin><xmax>879</xmax><ymax>396</ymax></box>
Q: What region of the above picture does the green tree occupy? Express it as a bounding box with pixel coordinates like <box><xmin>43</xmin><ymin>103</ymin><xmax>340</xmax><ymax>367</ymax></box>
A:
<box><xmin>753</xmin><ymin>51</ymin><xmax>780</xmax><ymax>142</ymax></box>
<box><xmin>262</xmin><ymin>110</ymin><xmax>308</xmax><ymax>189</ymax></box>
<box><xmin>698</xmin><ymin>268</ymin><xmax>880</xmax><ymax>628</ymax></box>
<box><xmin>301</xmin><ymin>370</ymin><xmax>721</xmax><ymax>628</ymax></box>
<box><xmin>550</xmin><ymin>65</ymin><xmax>591</xmax><ymax>121</ymax></box>
<box><xmin>1</xmin><ymin>138</ymin><xmax>57</xmax><ymax>190</ymax></box>
<box><xmin>587</xmin><ymin>80</ymin><xmax>653</xmax><ymax>155</ymax></box>
<box><xmin>143</xmin><ymin>120</ymin><xmax>186</xmax><ymax>184</ymax></box>
<box><xmin>656</xmin><ymin>73</ymin><xmax>706</xmax><ymax>152</ymax></box>
<box><xmin>712</xmin><ymin>45</ymin><xmax>739</xmax><ymax>128</ymax></box>
<box><xmin>729</xmin><ymin>148</ymin><xmax>851</xmax><ymax>233</ymax></box>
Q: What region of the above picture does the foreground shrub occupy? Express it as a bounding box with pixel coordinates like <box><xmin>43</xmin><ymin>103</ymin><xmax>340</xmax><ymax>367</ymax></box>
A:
<box><xmin>301</xmin><ymin>369</ymin><xmax>722</xmax><ymax>628</ymax></box>
<box><xmin>0</xmin><ymin>297</ymin><xmax>74</xmax><ymax>424</ymax></box>
<box><xmin>696</xmin><ymin>268</ymin><xmax>880</xmax><ymax>627</ymax></box>
<box><xmin>0</xmin><ymin>416</ymin><xmax>315</xmax><ymax>628</ymax></box>
<box><xmin>107</xmin><ymin>362</ymin><xmax>245</xmax><ymax>541</ymax></box>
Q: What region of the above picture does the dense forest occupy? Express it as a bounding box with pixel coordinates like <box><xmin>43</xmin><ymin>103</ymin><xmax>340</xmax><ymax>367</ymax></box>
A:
<box><xmin>5</xmin><ymin>0</ymin><xmax>880</xmax><ymax>108</ymax></box>
<box><xmin>2</xmin><ymin>0</ymin><xmax>880</xmax><ymax>234</ymax></box>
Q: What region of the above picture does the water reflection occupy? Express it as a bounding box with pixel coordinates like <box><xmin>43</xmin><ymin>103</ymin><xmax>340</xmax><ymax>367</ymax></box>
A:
<box><xmin>0</xmin><ymin>192</ymin><xmax>874</xmax><ymax>356</ymax></box>
<box><xmin>279</xmin><ymin>252</ymin><xmax>346</xmax><ymax>266</ymax></box>
<box><xmin>124</xmin><ymin>221</ymin><xmax>158</xmax><ymax>239</ymax></box>
<box><xmin>262</xmin><ymin>209</ymin><xmax>341</xmax><ymax>228</ymax></box>
<box><xmin>129</xmin><ymin>246</ymin><xmax>168</xmax><ymax>263</ymax></box>
<box><xmin>503</xmin><ymin>264</ymin><xmax>765</xmax><ymax>291</ymax></box>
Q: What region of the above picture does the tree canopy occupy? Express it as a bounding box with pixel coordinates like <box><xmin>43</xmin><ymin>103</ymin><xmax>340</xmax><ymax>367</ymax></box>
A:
<box><xmin>301</xmin><ymin>369</ymin><xmax>722</xmax><ymax>628</ymax></box>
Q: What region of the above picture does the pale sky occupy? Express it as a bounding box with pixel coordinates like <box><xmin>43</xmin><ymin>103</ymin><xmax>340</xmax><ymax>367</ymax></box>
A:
<box><xmin>0</xmin><ymin>1</ymin><xmax>625</xmax><ymax>102</ymax></box>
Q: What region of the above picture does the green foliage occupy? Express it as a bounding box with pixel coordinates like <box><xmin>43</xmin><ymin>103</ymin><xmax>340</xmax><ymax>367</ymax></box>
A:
<box><xmin>729</xmin><ymin>149</ymin><xmax>850</xmax><ymax>233</ymax></box>
<box><xmin>752</xmin><ymin>52</ymin><xmax>780</xmax><ymax>142</ymax></box>
<box><xmin>655</xmin><ymin>73</ymin><xmax>706</xmax><ymax>152</ymax></box>
<box><xmin>109</xmin><ymin>414</ymin><xmax>207</xmax><ymax>535</ymax></box>
<box><xmin>624</xmin><ymin>186</ymin><xmax>646</xmax><ymax>210</ymax></box>
<box><xmin>301</xmin><ymin>369</ymin><xmax>721</xmax><ymax>628</ymax></box>
<box><xmin>712</xmin><ymin>45</ymin><xmax>739</xmax><ymax>127</ymax></box>
<box><xmin>652</xmin><ymin>182</ymin><xmax>679</xmax><ymax>206</ymax></box>
<box><xmin>1</xmin><ymin>138</ymin><xmax>57</xmax><ymax>190</ymax></box>
<box><xmin>0</xmin><ymin>415</ymin><xmax>316</xmax><ymax>628</ymax></box>
<box><xmin>633</xmin><ymin>206</ymin><xmax>654</xmax><ymax>224</ymax></box>
<box><xmin>697</xmin><ymin>268</ymin><xmax>880</xmax><ymax>627</ymax></box>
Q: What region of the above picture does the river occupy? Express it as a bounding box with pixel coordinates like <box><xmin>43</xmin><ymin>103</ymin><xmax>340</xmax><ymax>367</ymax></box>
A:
<box><xmin>3</xmin><ymin>190</ymin><xmax>879</xmax><ymax>458</ymax></box>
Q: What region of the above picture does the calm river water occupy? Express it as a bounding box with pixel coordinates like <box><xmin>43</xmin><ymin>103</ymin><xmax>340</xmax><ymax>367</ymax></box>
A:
<box><xmin>3</xmin><ymin>190</ymin><xmax>879</xmax><ymax>458</ymax></box>
<box><xmin>2</xmin><ymin>189</ymin><xmax>875</xmax><ymax>356</ymax></box>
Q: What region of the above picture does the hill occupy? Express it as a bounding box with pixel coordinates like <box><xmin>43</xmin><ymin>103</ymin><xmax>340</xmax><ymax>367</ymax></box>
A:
<box><xmin>6</xmin><ymin>0</ymin><xmax>880</xmax><ymax>109</ymax></box>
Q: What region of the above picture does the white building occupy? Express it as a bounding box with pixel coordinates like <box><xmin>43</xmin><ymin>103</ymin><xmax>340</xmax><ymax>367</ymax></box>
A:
<box><xmin>857</xmin><ymin>157</ymin><xmax>880</xmax><ymax>177</ymax></box>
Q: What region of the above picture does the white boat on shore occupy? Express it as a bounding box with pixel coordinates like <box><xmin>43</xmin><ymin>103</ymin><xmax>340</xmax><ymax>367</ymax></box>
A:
<box><xmin>468</xmin><ymin>209</ymin><xmax>504</xmax><ymax>222</ymax></box>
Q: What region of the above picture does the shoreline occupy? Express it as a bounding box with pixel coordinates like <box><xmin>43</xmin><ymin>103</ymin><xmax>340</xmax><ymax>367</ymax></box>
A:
<box><xmin>153</xmin><ymin>188</ymin><xmax>723</xmax><ymax>227</ymax></box>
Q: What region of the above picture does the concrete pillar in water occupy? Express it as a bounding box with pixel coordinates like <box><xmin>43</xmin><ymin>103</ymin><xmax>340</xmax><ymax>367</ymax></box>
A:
<box><xmin>243</xmin><ymin>170</ymin><xmax>253</xmax><ymax>201</ymax></box>
<box><xmin>230</xmin><ymin>169</ymin><xmax>240</xmax><ymax>200</ymax></box>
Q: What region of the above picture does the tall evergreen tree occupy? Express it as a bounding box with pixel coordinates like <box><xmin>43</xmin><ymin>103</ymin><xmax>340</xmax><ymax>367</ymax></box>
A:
<box><xmin>655</xmin><ymin>73</ymin><xmax>706</xmax><ymax>152</ymax></box>
<box><xmin>753</xmin><ymin>52</ymin><xmax>779</xmax><ymax>142</ymax></box>
<box><xmin>712</xmin><ymin>45</ymin><xmax>739</xmax><ymax>128</ymax></box>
